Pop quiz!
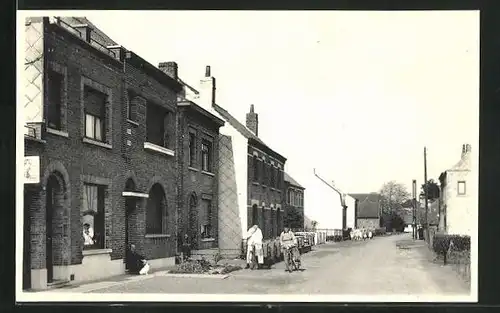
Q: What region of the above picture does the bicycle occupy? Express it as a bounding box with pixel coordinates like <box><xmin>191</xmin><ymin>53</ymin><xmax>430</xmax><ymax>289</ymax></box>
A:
<box><xmin>284</xmin><ymin>245</ymin><xmax>301</xmax><ymax>272</ymax></box>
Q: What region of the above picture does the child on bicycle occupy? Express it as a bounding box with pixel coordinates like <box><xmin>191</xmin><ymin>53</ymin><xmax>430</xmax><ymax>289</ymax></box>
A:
<box><xmin>280</xmin><ymin>226</ymin><xmax>299</xmax><ymax>272</ymax></box>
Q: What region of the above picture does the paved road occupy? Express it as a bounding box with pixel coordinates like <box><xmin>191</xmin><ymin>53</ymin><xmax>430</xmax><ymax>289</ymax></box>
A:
<box><xmin>89</xmin><ymin>233</ymin><xmax>470</xmax><ymax>296</ymax></box>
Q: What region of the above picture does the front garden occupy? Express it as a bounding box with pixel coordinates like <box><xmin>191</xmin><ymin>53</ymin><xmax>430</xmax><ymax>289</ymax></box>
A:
<box><xmin>168</xmin><ymin>257</ymin><xmax>243</xmax><ymax>275</ymax></box>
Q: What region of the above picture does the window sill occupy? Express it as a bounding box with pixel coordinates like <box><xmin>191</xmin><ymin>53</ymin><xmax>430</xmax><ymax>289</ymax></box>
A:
<box><xmin>24</xmin><ymin>135</ymin><xmax>46</xmax><ymax>144</ymax></box>
<box><xmin>47</xmin><ymin>128</ymin><xmax>69</xmax><ymax>138</ymax></box>
<box><xmin>201</xmin><ymin>238</ymin><xmax>216</xmax><ymax>242</ymax></box>
<box><xmin>145</xmin><ymin>234</ymin><xmax>171</xmax><ymax>239</ymax></box>
<box><xmin>144</xmin><ymin>142</ymin><xmax>175</xmax><ymax>157</ymax></box>
<box><xmin>83</xmin><ymin>248</ymin><xmax>112</xmax><ymax>256</ymax></box>
<box><xmin>188</xmin><ymin>166</ymin><xmax>199</xmax><ymax>172</ymax></box>
<box><xmin>201</xmin><ymin>171</ymin><xmax>215</xmax><ymax>177</ymax></box>
<box><xmin>126</xmin><ymin>119</ymin><xmax>139</xmax><ymax>127</ymax></box>
<box><xmin>83</xmin><ymin>137</ymin><xmax>113</xmax><ymax>149</ymax></box>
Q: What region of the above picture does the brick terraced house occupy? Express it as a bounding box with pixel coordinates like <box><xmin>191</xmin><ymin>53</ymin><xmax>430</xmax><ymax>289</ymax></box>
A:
<box><xmin>159</xmin><ymin>62</ymin><xmax>225</xmax><ymax>253</ymax></box>
<box><xmin>175</xmin><ymin>66</ymin><xmax>288</xmax><ymax>258</ymax></box>
<box><xmin>284</xmin><ymin>172</ymin><xmax>305</xmax><ymax>229</ymax></box>
<box><xmin>22</xmin><ymin>17</ymin><xmax>224</xmax><ymax>290</ymax></box>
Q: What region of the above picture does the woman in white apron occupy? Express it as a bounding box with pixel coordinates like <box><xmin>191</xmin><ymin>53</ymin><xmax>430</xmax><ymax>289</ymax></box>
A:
<box><xmin>245</xmin><ymin>225</ymin><xmax>264</xmax><ymax>269</ymax></box>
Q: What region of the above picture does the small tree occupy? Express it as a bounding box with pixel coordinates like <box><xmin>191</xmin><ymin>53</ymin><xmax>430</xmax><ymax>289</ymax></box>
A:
<box><xmin>379</xmin><ymin>181</ymin><xmax>411</xmax><ymax>215</ymax></box>
<box><xmin>284</xmin><ymin>207</ymin><xmax>304</xmax><ymax>230</ymax></box>
<box><xmin>421</xmin><ymin>179</ymin><xmax>440</xmax><ymax>201</ymax></box>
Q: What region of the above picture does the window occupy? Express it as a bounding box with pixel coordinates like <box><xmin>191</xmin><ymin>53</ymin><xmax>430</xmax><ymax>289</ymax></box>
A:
<box><xmin>261</xmin><ymin>206</ymin><xmax>266</xmax><ymax>238</ymax></box>
<box><xmin>259</xmin><ymin>160</ymin><xmax>265</xmax><ymax>184</ymax></box>
<box><xmin>47</xmin><ymin>70</ymin><xmax>63</xmax><ymax>130</ymax></box>
<box><xmin>270</xmin><ymin>166</ymin><xmax>276</xmax><ymax>187</ymax></box>
<box><xmin>252</xmin><ymin>204</ymin><xmax>258</xmax><ymax>227</ymax></box>
<box><xmin>277</xmin><ymin>209</ymin><xmax>281</xmax><ymax>234</ymax></box>
<box><xmin>253</xmin><ymin>156</ymin><xmax>258</xmax><ymax>182</ymax></box>
<box><xmin>84</xmin><ymin>86</ymin><xmax>106</xmax><ymax>142</ymax></box>
<box><xmin>201</xmin><ymin>140</ymin><xmax>212</xmax><ymax>172</ymax></box>
<box><xmin>271</xmin><ymin>208</ymin><xmax>277</xmax><ymax>237</ymax></box>
<box><xmin>458</xmin><ymin>181</ymin><xmax>466</xmax><ymax>195</ymax></box>
<box><xmin>146</xmin><ymin>102</ymin><xmax>171</xmax><ymax>149</ymax></box>
<box><xmin>263</xmin><ymin>162</ymin><xmax>269</xmax><ymax>186</ymax></box>
<box><xmin>146</xmin><ymin>184</ymin><xmax>165</xmax><ymax>234</ymax></box>
<box><xmin>82</xmin><ymin>184</ymin><xmax>105</xmax><ymax>250</ymax></box>
<box><xmin>127</xmin><ymin>91</ymin><xmax>137</xmax><ymax>121</ymax></box>
<box><xmin>189</xmin><ymin>132</ymin><xmax>196</xmax><ymax>167</ymax></box>
<box><xmin>201</xmin><ymin>199</ymin><xmax>212</xmax><ymax>239</ymax></box>
<box><xmin>276</xmin><ymin>170</ymin><xmax>281</xmax><ymax>189</ymax></box>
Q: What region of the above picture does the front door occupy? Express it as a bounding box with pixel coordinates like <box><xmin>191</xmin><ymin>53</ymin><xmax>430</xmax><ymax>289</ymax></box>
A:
<box><xmin>189</xmin><ymin>204</ymin><xmax>198</xmax><ymax>250</ymax></box>
<box><xmin>46</xmin><ymin>182</ymin><xmax>55</xmax><ymax>284</ymax></box>
<box><xmin>124</xmin><ymin>198</ymin><xmax>136</xmax><ymax>269</ymax></box>
<box><xmin>23</xmin><ymin>191</ymin><xmax>32</xmax><ymax>290</ymax></box>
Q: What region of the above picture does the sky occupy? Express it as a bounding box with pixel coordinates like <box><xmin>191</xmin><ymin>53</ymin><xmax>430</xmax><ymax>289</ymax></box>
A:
<box><xmin>41</xmin><ymin>11</ymin><xmax>480</xmax><ymax>221</ymax></box>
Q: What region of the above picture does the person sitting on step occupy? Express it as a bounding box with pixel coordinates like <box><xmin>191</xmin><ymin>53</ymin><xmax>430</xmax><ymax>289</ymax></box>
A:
<box><xmin>126</xmin><ymin>244</ymin><xmax>150</xmax><ymax>275</ymax></box>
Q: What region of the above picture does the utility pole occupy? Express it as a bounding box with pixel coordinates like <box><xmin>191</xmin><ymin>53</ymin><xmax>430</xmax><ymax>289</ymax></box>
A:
<box><xmin>412</xmin><ymin>179</ymin><xmax>417</xmax><ymax>240</ymax></box>
<box><xmin>424</xmin><ymin>147</ymin><xmax>430</xmax><ymax>243</ymax></box>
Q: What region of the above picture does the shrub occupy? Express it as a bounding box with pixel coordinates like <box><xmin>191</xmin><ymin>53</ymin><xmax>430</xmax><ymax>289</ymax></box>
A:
<box><xmin>374</xmin><ymin>228</ymin><xmax>386</xmax><ymax>236</ymax></box>
<box><xmin>432</xmin><ymin>233</ymin><xmax>470</xmax><ymax>264</ymax></box>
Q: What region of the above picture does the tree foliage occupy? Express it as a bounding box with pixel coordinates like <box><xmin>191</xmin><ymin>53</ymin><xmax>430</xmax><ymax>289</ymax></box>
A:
<box><xmin>284</xmin><ymin>207</ymin><xmax>304</xmax><ymax>229</ymax></box>
<box><xmin>379</xmin><ymin>181</ymin><xmax>411</xmax><ymax>215</ymax></box>
<box><xmin>420</xmin><ymin>179</ymin><xmax>440</xmax><ymax>201</ymax></box>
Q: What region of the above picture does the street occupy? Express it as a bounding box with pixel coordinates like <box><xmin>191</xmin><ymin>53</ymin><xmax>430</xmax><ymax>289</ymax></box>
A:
<box><xmin>86</xmin><ymin>234</ymin><xmax>470</xmax><ymax>295</ymax></box>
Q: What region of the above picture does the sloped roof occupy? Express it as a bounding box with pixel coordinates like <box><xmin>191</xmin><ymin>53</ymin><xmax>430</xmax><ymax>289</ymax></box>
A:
<box><xmin>284</xmin><ymin>172</ymin><xmax>304</xmax><ymax>189</ymax></box>
<box><xmin>212</xmin><ymin>103</ymin><xmax>286</xmax><ymax>162</ymax></box>
<box><xmin>349</xmin><ymin>193</ymin><xmax>381</xmax><ymax>218</ymax></box>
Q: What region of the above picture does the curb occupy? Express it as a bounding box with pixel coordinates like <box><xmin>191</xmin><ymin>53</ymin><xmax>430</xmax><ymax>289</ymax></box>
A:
<box><xmin>155</xmin><ymin>271</ymin><xmax>229</xmax><ymax>279</ymax></box>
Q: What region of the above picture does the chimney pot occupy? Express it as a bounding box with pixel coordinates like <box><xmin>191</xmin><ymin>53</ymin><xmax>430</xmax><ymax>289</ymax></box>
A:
<box><xmin>246</xmin><ymin>104</ymin><xmax>259</xmax><ymax>136</ymax></box>
<box><xmin>205</xmin><ymin>66</ymin><xmax>211</xmax><ymax>77</ymax></box>
<box><xmin>159</xmin><ymin>61</ymin><xmax>178</xmax><ymax>80</ymax></box>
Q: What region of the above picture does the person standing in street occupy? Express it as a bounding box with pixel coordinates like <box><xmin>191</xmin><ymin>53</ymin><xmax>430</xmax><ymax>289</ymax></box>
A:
<box><xmin>280</xmin><ymin>226</ymin><xmax>297</xmax><ymax>272</ymax></box>
<box><xmin>245</xmin><ymin>225</ymin><xmax>264</xmax><ymax>269</ymax></box>
<box><xmin>181</xmin><ymin>233</ymin><xmax>192</xmax><ymax>261</ymax></box>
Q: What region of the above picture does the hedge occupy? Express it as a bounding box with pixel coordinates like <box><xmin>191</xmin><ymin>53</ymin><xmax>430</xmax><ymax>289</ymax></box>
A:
<box><xmin>432</xmin><ymin>233</ymin><xmax>471</xmax><ymax>264</ymax></box>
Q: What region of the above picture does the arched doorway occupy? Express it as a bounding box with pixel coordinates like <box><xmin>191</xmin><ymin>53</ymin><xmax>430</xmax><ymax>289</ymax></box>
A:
<box><xmin>124</xmin><ymin>179</ymin><xmax>136</xmax><ymax>259</ymax></box>
<box><xmin>188</xmin><ymin>193</ymin><xmax>198</xmax><ymax>250</ymax></box>
<box><xmin>45</xmin><ymin>173</ymin><xmax>65</xmax><ymax>284</ymax></box>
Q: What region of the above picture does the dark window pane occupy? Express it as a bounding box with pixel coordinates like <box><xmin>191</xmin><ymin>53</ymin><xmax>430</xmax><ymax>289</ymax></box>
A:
<box><xmin>47</xmin><ymin>70</ymin><xmax>62</xmax><ymax>129</ymax></box>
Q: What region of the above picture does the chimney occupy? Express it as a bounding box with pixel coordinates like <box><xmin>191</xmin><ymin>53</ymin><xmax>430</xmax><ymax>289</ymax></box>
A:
<box><xmin>461</xmin><ymin>143</ymin><xmax>472</xmax><ymax>159</ymax></box>
<box><xmin>199</xmin><ymin>65</ymin><xmax>216</xmax><ymax>109</ymax></box>
<box><xmin>159</xmin><ymin>62</ymin><xmax>178</xmax><ymax>80</ymax></box>
<box><xmin>246</xmin><ymin>104</ymin><xmax>259</xmax><ymax>136</ymax></box>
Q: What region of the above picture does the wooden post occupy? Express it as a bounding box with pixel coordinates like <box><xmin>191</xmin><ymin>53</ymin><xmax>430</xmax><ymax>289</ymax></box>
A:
<box><xmin>424</xmin><ymin>147</ymin><xmax>430</xmax><ymax>243</ymax></box>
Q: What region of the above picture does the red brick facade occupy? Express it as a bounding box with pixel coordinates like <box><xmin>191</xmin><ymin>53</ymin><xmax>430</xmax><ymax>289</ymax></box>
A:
<box><xmin>22</xmin><ymin>17</ymin><xmax>223</xmax><ymax>289</ymax></box>
<box><xmin>247</xmin><ymin>143</ymin><xmax>286</xmax><ymax>240</ymax></box>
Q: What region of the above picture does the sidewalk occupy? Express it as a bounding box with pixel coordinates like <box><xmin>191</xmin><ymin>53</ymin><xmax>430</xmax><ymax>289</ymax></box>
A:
<box><xmin>38</xmin><ymin>265</ymin><xmax>177</xmax><ymax>293</ymax></box>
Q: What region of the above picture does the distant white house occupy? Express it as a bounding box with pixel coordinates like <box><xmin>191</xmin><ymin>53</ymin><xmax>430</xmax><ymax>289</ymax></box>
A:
<box><xmin>308</xmin><ymin>170</ymin><xmax>355</xmax><ymax>232</ymax></box>
<box><xmin>438</xmin><ymin>144</ymin><xmax>476</xmax><ymax>236</ymax></box>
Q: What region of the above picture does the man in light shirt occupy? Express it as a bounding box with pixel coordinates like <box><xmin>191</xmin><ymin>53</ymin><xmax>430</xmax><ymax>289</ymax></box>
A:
<box><xmin>245</xmin><ymin>225</ymin><xmax>264</xmax><ymax>269</ymax></box>
<box><xmin>280</xmin><ymin>226</ymin><xmax>298</xmax><ymax>272</ymax></box>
